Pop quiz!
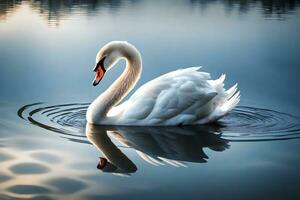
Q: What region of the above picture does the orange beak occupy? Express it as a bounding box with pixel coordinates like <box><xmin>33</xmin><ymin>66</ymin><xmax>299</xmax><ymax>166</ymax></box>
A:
<box><xmin>93</xmin><ymin>66</ymin><xmax>106</xmax><ymax>86</ymax></box>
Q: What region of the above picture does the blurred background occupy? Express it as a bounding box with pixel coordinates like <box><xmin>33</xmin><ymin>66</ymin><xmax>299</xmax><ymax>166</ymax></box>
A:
<box><xmin>0</xmin><ymin>1</ymin><xmax>300</xmax><ymax>200</ymax></box>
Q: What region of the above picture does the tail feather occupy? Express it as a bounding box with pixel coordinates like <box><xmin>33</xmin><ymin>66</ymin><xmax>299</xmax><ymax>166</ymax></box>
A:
<box><xmin>208</xmin><ymin>74</ymin><xmax>226</xmax><ymax>89</ymax></box>
<box><xmin>215</xmin><ymin>74</ymin><xmax>226</xmax><ymax>88</ymax></box>
<box><xmin>199</xmin><ymin>76</ymin><xmax>240</xmax><ymax>124</ymax></box>
<box><xmin>208</xmin><ymin>74</ymin><xmax>227</xmax><ymax>103</ymax></box>
<box><xmin>221</xmin><ymin>90</ymin><xmax>240</xmax><ymax>112</ymax></box>
<box><xmin>226</xmin><ymin>83</ymin><xmax>238</xmax><ymax>99</ymax></box>
<box><xmin>218</xmin><ymin>74</ymin><xmax>226</xmax><ymax>84</ymax></box>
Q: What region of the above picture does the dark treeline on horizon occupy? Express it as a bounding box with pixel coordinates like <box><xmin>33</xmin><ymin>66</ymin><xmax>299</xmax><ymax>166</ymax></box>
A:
<box><xmin>191</xmin><ymin>0</ymin><xmax>300</xmax><ymax>17</ymax></box>
<box><xmin>1</xmin><ymin>0</ymin><xmax>300</xmax><ymax>24</ymax></box>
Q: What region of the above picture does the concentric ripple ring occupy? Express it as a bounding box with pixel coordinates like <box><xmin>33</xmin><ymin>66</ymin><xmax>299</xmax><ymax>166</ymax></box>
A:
<box><xmin>18</xmin><ymin>103</ymin><xmax>300</xmax><ymax>143</ymax></box>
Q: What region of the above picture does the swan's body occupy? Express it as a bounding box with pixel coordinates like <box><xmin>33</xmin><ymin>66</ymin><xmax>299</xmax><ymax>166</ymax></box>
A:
<box><xmin>87</xmin><ymin>41</ymin><xmax>240</xmax><ymax>126</ymax></box>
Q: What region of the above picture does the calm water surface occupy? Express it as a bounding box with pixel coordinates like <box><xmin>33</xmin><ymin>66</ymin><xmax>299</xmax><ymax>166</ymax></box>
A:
<box><xmin>1</xmin><ymin>0</ymin><xmax>300</xmax><ymax>199</ymax></box>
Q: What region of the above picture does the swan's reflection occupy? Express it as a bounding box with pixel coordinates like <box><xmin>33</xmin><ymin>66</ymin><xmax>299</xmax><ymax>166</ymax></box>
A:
<box><xmin>86</xmin><ymin>124</ymin><xmax>229</xmax><ymax>174</ymax></box>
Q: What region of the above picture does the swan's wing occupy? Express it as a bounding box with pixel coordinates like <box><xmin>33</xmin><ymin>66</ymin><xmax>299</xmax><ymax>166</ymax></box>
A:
<box><xmin>117</xmin><ymin>67</ymin><xmax>217</xmax><ymax>125</ymax></box>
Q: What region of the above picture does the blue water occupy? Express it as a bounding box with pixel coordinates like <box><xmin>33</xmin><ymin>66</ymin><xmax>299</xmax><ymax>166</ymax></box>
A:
<box><xmin>0</xmin><ymin>0</ymin><xmax>300</xmax><ymax>199</ymax></box>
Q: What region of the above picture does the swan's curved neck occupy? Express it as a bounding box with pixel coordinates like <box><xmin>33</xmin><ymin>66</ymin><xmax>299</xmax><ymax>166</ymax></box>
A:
<box><xmin>87</xmin><ymin>48</ymin><xmax>142</xmax><ymax>123</ymax></box>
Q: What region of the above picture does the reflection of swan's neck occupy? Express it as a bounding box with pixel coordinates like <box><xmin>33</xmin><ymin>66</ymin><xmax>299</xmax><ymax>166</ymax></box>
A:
<box><xmin>89</xmin><ymin>48</ymin><xmax>142</xmax><ymax>122</ymax></box>
<box><xmin>86</xmin><ymin>125</ymin><xmax>137</xmax><ymax>173</ymax></box>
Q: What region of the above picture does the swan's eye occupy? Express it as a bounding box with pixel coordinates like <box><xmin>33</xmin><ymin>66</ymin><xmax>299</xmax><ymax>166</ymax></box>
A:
<box><xmin>93</xmin><ymin>56</ymin><xmax>106</xmax><ymax>71</ymax></box>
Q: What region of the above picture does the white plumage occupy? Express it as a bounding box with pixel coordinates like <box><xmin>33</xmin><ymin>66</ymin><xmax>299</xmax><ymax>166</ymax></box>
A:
<box><xmin>86</xmin><ymin>41</ymin><xmax>240</xmax><ymax>126</ymax></box>
<box><xmin>109</xmin><ymin>67</ymin><xmax>239</xmax><ymax>125</ymax></box>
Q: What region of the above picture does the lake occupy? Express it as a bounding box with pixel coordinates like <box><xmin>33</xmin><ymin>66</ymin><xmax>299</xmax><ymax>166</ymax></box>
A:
<box><xmin>1</xmin><ymin>0</ymin><xmax>300</xmax><ymax>199</ymax></box>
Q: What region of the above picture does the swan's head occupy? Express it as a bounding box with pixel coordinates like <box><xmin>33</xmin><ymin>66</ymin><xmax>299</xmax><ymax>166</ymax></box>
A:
<box><xmin>92</xmin><ymin>41</ymin><xmax>140</xmax><ymax>86</ymax></box>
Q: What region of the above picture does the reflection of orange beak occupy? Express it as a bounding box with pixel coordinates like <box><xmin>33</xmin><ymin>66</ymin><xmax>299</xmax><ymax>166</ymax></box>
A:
<box><xmin>93</xmin><ymin>66</ymin><xmax>105</xmax><ymax>86</ymax></box>
<box><xmin>97</xmin><ymin>157</ymin><xmax>107</xmax><ymax>169</ymax></box>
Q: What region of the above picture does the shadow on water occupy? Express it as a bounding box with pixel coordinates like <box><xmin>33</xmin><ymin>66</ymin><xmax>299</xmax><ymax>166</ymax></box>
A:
<box><xmin>17</xmin><ymin>102</ymin><xmax>300</xmax><ymax>174</ymax></box>
<box><xmin>86</xmin><ymin>123</ymin><xmax>229</xmax><ymax>174</ymax></box>
<box><xmin>1</xmin><ymin>0</ymin><xmax>300</xmax><ymax>25</ymax></box>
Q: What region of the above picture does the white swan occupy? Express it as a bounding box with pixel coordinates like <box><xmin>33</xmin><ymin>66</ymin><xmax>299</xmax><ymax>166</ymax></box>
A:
<box><xmin>87</xmin><ymin>41</ymin><xmax>240</xmax><ymax>126</ymax></box>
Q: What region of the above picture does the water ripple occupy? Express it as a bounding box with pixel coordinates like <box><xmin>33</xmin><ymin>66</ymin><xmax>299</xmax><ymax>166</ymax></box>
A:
<box><xmin>18</xmin><ymin>103</ymin><xmax>300</xmax><ymax>142</ymax></box>
<box><xmin>220</xmin><ymin>107</ymin><xmax>300</xmax><ymax>141</ymax></box>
